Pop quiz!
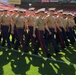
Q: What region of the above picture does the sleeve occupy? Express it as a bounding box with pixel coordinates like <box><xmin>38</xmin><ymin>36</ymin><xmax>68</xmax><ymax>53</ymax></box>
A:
<box><xmin>54</xmin><ymin>18</ymin><xmax>56</xmax><ymax>24</ymax></box>
<box><xmin>24</xmin><ymin>17</ymin><xmax>26</xmax><ymax>23</ymax></box>
<box><xmin>56</xmin><ymin>17</ymin><xmax>59</xmax><ymax>24</ymax></box>
<box><xmin>66</xmin><ymin>19</ymin><xmax>69</xmax><ymax>27</ymax></box>
<box><xmin>25</xmin><ymin>17</ymin><xmax>29</xmax><ymax>25</ymax></box>
<box><xmin>0</xmin><ymin>16</ymin><xmax>2</xmax><ymax>23</ymax></box>
<box><xmin>34</xmin><ymin>18</ymin><xmax>39</xmax><ymax>26</ymax></box>
<box><xmin>44</xmin><ymin>19</ymin><xmax>47</xmax><ymax>26</ymax></box>
<box><xmin>72</xmin><ymin>19</ymin><xmax>76</xmax><ymax>25</ymax></box>
<box><xmin>0</xmin><ymin>17</ymin><xmax>1</xmax><ymax>23</ymax></box>
<box><xmin>26</xmin><ymin>17</ymin><xmax>29</xmax><ymax>22</ymax></box>
<box><xmin>14</xmin><ymin>17</ymin><xmax>17</xmax><ymax>25</ymax></box>
<box><xmin>8</xmin><ymin>16</ymin><xmax>11</xmax><ymax>25</ymax></box>
<box><xmin>45</xmin><ymin>17</ymin><xmax>48</xmax><ymax>24</ymax></box>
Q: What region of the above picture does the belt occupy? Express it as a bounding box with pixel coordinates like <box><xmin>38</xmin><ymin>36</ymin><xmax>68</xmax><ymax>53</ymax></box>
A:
<box><xmin>2</xmin><ymin>25</ymin><xmax>9</xmax><ymax>27</ymax></box>
<box><xmin>16</xmin><ymin>27</ymin><xmax>23</xmax><ymax>29</ymax></box>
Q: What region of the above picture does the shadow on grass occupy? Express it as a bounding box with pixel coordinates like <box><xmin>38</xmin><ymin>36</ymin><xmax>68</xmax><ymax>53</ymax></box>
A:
<box><xmin>0</xmin><ymin>46</ymin><xmax>76</xmax><ymax>75</ymax></box>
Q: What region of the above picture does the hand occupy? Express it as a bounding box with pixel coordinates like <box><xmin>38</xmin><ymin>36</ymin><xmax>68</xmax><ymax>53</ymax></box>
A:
<box><xmin>49</xmin><ymin>32</ymin><xmax>52</xmax><ymax>35</ymax></box>
<box><xmin>11</xmin><ymin>30</ymin><xmax>14</xmax><ymax>34</ymax></box>
<box><xmin>54</xmin><ymin>29</ymin><xmax>57</xmax><ymax>33</ymax></box>
<box><xmin>33</xmin><ymin>34</ymin><xmax>36</xmax><ymax>38</ymax></box>
<box><xmin>64</xmin><ymin>28</ymin><xmax>67</xmax><ymax>32</ymax></box>
<box><xmin>26</xmin><ymin>28</ymin><xmax>30</xmax><ymax>32</ymax></box>
<box><xmin>24</xmin><ymin>29</ymin><xmax>26</xmax><ymax>32</ymax></box>
<box><xmin>28</xmin><ymin>28</ymin><xmax>30</xmax><ymax>32</ymax></box>
<box><xmin>59</xmin><ymin>29</ymin><xmax>62</xmax><ymax>32</ymax></box>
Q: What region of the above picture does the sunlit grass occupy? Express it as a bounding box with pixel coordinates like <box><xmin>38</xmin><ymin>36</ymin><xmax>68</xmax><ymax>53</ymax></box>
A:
<box><xmin>26</xmin><ymin>65</ymin><xmax>41</xmax><ymax>75</ymax></box>
<box><xmin>0</xmin><ymin>51</ymin><xmax>3</xmax><ymax>56</ymax></box>
<box><xmin>61</xmin><ymin>57</ymin><xmax>71</xmax><ymax>65</ymax></box>
<box><xmin>49</xmin><ymin>63</ymin><xmax>58</xmax><ymax>74</ymax></box>
<box><xmin>25</xmin><ymin>57</ymin><xmax>30</xmax><ymax>64</ymax></box>
<box><xmin>3</xmin><ymin>62</ymin><xmax>15</xmax><ymax>75</ymax></box>
<box><xmin>0</xmin><ymin>34</ymin><xmax>76</xmax><ymax>75</ymax></box>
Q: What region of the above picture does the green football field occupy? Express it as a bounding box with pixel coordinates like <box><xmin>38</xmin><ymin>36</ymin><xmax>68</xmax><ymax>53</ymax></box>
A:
<box><xmin>0</xmin><ymin>40</ymin><xmax>76</xmax><ymax>75</ymax></box>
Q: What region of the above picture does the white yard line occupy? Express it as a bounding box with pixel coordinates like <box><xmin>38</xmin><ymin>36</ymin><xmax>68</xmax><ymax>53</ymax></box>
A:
<box><xmin>0</xmin><ymin>46</ymin><xmax>75</xmax><ymax>66</ymax></box>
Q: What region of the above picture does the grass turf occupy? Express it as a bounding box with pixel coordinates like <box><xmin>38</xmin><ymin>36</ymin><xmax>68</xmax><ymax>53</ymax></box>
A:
<box><xmin>0</xmin><ymin>42</ymin><xmax>76</xmax><ymax>75</ymax></box>
<box><xmin>0</xmin><ymin>35</ymin><xmax>76</xmax><ymax>75</ymax></box>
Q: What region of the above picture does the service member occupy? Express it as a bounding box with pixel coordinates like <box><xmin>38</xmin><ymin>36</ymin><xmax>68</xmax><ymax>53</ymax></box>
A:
<box><xmin>0</xmin><ymin>9</ymin><xmax>3</xmax><ymax>43</ymax></box>
<box><xmin>55</xmin><ymin>10</ymin><xmax>66</xmax><ymax>48</ymax></box>
<box><xmin>0</xmin><ymin>8</ymin><xmax>11</xmax><ymax>49</ymax></box>
<box><xmin>66</xmin><ymin>13</ymin><xmax>75</xmax><ymax>45</ymax></box>
<box><xmin>45</xmin><ymin>8</ymin><xmax>62</xmax><ymax>53</ymax></box>
<box><xmin>13</xmin><ymin>9</ymin><xmax>27</xmax><ymax>52</ymax></box>
<box><xmin>33</xmin><ymin>8</ymin><xmax>51</xmax><ymax>57</ymax></box>
<box><xmin>25</xmin><ymin>7</ymin><xmax>37</xmax><ymax>53</ymax></box>
<box><xmin>11</xmin><ymin>9</ymin><xmax>19</xmax><ymax>44</ymax></box>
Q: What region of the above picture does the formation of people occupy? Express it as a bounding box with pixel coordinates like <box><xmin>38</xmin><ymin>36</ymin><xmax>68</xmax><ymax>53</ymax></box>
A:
<box><xmin>0</xmin><ymin>7</ymin><xmax>76</xmax><ymax>58</ymax></box>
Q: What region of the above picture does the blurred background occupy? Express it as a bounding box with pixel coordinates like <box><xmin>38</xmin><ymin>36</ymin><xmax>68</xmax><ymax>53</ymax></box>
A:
<box><xmin>0</xmin><ymin>0</ymin><xmax>76</xmax><ymax>11</ymax></box>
